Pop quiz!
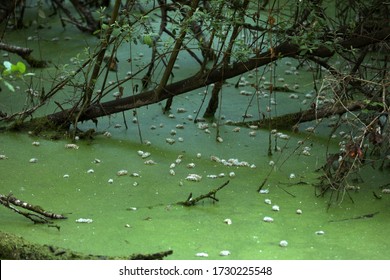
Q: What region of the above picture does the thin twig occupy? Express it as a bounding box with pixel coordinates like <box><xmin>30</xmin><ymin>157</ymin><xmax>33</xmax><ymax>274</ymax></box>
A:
<box><xmin>177</xmin><ymin>180</ymin><xmax>230</xmax><ymax>206</ymax></box>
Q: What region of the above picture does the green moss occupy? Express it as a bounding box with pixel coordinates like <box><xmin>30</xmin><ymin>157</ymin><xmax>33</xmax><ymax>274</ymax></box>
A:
<box><xmin>3</xmin><ymin>116</ymin><xmax>70</xmax><ymax>140</ymax></box>
<box><xmin>0</xmin><ymin>231</ymin><xmax>172</xmax><ymax>260</ymax></box>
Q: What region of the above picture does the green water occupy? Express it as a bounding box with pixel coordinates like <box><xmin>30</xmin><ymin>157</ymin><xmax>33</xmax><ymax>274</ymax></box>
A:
<box><xmin>1</xmin><ymin>117</ymin><xmax>389</xmax><ymax>259</ymax></box>
<box><xmin>1</xmin><ymin>5</ymin><xmax>390</xmax><ymax>260</ymax></box>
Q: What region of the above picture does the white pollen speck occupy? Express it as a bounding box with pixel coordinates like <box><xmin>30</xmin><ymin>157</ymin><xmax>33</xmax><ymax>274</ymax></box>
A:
<box><xmin>279</xmin><ymin>240</ymin><xmax>288</xmax><ymax>247</ymax></box>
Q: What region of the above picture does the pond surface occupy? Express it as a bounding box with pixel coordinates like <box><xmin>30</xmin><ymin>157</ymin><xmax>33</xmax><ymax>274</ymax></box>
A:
<box><xmin>1</xmin><ymin>7</ymin><xmax>389</xmax><ymax>260</ymax></box>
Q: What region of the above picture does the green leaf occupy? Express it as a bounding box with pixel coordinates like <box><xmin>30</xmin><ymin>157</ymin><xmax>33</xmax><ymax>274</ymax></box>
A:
<box><xmin>3</xmin><ymin>61</ymin><xmax>26</xmax><ymax>75</ymax></box>
<box><xmin>3</xmin><ymin>61</ymin><xmax>12</xmax><ymax>70</ymax></box>
<box><xmin>3</xmin><ymin>61</ymin><xmax>12</xmax><ymax>75</ymax></box>
<box><xmin>143</xmin><ymin>34</ymin><xmax>153</xmax><ymax>47</ymax></box>
<box><xmin>16</xmin><ymin>62</ymin><xmax>26</xmax><ymax>73</ymax></box>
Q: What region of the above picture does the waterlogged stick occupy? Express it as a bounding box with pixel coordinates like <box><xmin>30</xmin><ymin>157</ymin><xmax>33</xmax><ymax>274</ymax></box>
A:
<box><xmin>0</xmin><ymin>193</ymin><xmax>67</xmax><ymax>224</ymax></box>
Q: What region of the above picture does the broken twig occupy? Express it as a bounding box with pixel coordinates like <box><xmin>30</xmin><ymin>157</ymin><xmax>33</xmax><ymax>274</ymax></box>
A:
<box><xmin>177</xmin><ymin>180</ymin><xmax>230</xmax><ymax>206</ymax></box>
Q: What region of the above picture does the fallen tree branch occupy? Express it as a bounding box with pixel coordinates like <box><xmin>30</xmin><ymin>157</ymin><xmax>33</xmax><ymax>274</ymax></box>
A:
<box><xmin>177</xmin><ymin>180</ymin><xmax>230</xmax><ymax>206</ymax></box>
<box><xmin>45</xmin><ymin>27</ymin><xmax>389</xmax><ymax>127</ymax></box>
<box><xmin>5</xmin><ymin>26</ymin><xmax>389</xmax><ymax>131</ymax></box>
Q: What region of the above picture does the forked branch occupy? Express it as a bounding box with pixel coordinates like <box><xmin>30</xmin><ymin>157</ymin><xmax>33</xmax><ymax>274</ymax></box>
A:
<box><xmin>177</xmin><ymin>180</ymin><xmax>230</xmax><ymax>206</ymax></box>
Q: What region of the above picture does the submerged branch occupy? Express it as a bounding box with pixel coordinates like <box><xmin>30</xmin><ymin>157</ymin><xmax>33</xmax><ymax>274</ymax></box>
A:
<box><xmin>328</xmin><ymin>211</ymin><xmax>380</xmax><ymax>222</ymax></box>
<box><xmin>233</xmin><ymin>100</ymin><xmax>367</xmax><ymax>130</ymax></box>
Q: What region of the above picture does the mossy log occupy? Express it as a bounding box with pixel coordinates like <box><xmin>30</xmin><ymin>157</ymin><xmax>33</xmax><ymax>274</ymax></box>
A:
<box><xmin>0</xmin><ymin>231</ymin><xmax>173</xmax><ymax>260</ymax></box>
<box><xmin>232</xmin><ymin>101</ymin><xmax>366</xmax><ymax>130</ymax></box>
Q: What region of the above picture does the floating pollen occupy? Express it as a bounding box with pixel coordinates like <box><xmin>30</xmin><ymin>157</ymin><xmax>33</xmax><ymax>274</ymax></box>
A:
<box><xmin>65</xmin><ymin>143</ymin><xmax>79</xmax><ymax>149</ymax></box>
<box><xmin>279</xmin><ymin>240</ymin><xmax>288</xmax><ymax>247</ymax></box>
<box><xmin>117</xmin><ymin>170</ymin><xmax>128</xmax><ymax>176</ymax></box>
<box><xmin>176</xmin><ymin>107</ymin><xmax>187</xmax><ymax>113</ymax></box>
<box><xmin>219</xmin><ymin>250</ymin><xmax>231</xmax><ymax>256</ymax></box>
<box><xmin>166</xmin><ymin>138</ymin><xmax>175</xmax><ymax>145</ymax></box>
<box><xmin>195</xmin><ymin>252</ymin><xmax>208</xmax><ymax>257</ymax></box>
<box><xmin>144</xmin><ymin>159</ymin><xmax>157</xmax><ymax>165</ymax></box>
<box><xmin>224</xmin><ymin>218</ymin><xmax>232</xmax><ymax>225</ymax></box>
<box><xmin>186</xmin><ymin>174</ymin><xmax>202</xmax><ymax>182</ymax></box>
<box><xmin>75</xmin><ymin>218</ymin><xmax>93</xmax><ymax>223</ymax></box>
<box><xmin>141</xmin><ymin>152</ymin><xmax>151</xmax><ymax>158</ymax></box>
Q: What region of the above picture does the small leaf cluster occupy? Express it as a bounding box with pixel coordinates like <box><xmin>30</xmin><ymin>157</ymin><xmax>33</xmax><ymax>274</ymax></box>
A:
<box><xmin>0</xmin><ymin>61</ymin><xmax>27</xmax><ymax>92</ymax></box>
